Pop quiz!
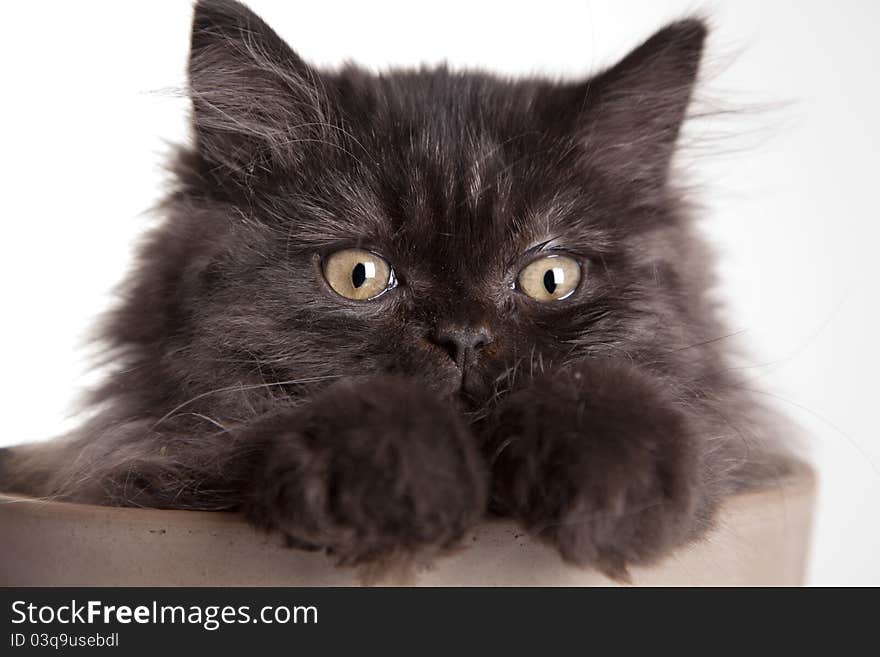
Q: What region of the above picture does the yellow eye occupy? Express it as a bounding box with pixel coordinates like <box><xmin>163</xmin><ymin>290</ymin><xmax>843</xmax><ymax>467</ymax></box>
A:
<box><xmin>517</xmin><ymin>255</ymin><xmax>581</xmax><ymax>301</ymax></box>
<box><xmin>322</xmin><ymin>249</ymin><xmax>394</xmax><ymax>301</ymax></box>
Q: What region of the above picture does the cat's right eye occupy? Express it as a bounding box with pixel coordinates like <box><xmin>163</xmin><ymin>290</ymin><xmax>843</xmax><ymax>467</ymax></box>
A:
<box><xmin>517</xmin><ymin>254</ymin><xmax>581</xmax><ymax>302</ymax></box>
<box><xmin>321</xmin><ymin>248</ymin><xmax>396</xmax><ymax>301</ymax></box>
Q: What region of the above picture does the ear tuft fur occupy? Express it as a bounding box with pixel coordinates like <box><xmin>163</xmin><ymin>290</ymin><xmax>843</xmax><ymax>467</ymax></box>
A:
<box><xmin>188</xmin><ymin>0</ymin><xmax>333</xmax><ymax>179</ymax></box>
<box><xmin>561</xmin><ymin>18</ymin><xmax>708</xmax><ymax>187</ymax></box>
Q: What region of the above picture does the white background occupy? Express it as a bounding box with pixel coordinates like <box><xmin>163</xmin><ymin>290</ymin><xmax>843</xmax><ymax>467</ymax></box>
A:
<box><xmin>1</xmin><ymin>1</ymin><xmax>878</xmax><ymax>585</ymax></box>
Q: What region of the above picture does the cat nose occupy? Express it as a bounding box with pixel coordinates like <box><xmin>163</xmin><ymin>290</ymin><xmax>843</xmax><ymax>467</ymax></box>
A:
<box><xmin>429</xmin><ymin>324</ymin><xmax>493</xmax><ymax>368</ymax></box>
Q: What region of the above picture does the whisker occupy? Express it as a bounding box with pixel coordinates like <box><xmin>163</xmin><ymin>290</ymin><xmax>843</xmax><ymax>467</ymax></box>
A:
<box><xmin>150</xmin><ymin>375</ymin><xmax>343</xmax><ymax>430</ymax></box>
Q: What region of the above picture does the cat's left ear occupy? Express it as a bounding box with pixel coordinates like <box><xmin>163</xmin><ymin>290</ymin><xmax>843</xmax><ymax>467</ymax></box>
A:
<box><xmin>558</xmin><ymin>19</ymin><xmax>707</xmax><ymax>186</ymax></box>
<box><xmin>188</xmin><ymin>0</ymin><xmax>331</xmax><ymax>177</ymax></box>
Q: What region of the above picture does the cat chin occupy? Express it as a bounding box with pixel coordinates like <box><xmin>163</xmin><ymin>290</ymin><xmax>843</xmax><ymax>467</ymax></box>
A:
<box><xmin>432</xmin><ymin>372</ymin><xmax>495</xmax><ymax>410</ymax></box>
<box><xmin>384</xmin><ymin>361</ymin><xmax>489</xmax><ymax>404</ymax></box>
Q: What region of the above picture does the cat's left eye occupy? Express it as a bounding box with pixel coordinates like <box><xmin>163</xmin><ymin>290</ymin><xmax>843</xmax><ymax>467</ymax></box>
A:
<box><xmin>322</xmin><ymin>248</ymin><xmax>395</xmax><ymax>301</ymax></box>
<box><xmin>517</xmin><ymin>255</ymin><xmax>581</xmax><ymax>302</ymax></box>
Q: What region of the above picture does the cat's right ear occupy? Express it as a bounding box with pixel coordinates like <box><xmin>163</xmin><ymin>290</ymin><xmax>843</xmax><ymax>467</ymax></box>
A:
<box><xmin>545</xmin><ymin>19</ymin><xmax>707</xmax><ymax>193</ymax></box>
<box><xmin>188</xmin><ymin>0</ymin><xmax>330</xmax><ymax>177</ymax></box>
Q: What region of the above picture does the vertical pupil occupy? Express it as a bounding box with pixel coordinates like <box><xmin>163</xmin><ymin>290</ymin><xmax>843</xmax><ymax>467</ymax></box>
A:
<box><xmin>352</xmin><ymin>262</ymin><xmax>367</xmax><ymax>288</ymax></box>
<box><xmin>543</xmin><ymin>269</ymin><xmax>557</xmax><ymax>294</ymax></box>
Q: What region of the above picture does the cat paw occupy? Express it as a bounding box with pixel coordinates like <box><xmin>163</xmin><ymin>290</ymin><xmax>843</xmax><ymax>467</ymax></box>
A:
<box><xmin>245</xmin><ymin>377</ymin><xmax>487</xmax><ymax>566</ymax></box>
<box><xmin>485</xmin><ymin>360</ymin><xmax>709</xmax><ymax>579</ymax></box>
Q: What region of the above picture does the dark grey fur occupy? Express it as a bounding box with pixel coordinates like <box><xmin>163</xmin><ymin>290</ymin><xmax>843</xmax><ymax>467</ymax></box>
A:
<box><xmin>1</xmin><ymin>0</ymin><xmax>791</xmax><ymax>578</ymax></box>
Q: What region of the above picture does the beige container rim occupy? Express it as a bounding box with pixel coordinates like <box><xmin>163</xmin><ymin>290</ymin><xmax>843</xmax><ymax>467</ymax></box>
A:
<box><xmin>0</xmin><ymin>464</ymin><xmax>816</xmax><ymax>586</ymax></box>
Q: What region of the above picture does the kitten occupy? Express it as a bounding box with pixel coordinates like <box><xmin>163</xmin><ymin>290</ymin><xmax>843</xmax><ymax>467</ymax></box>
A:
<box><xmin>1</xmin><ymin>0</ymin><xmax>790</xmax><ymax>578</ymax></box>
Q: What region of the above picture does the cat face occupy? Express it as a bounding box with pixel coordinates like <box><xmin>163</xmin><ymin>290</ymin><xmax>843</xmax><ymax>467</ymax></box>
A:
<box><xmin>159</xmin><ymin>0</ymin><xmax>705</xmax><ymax>408</ymax></box>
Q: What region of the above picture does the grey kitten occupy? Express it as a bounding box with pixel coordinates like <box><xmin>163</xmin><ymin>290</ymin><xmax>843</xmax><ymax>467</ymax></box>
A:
<box><xmin>2</xmin><ymin>0</ymin><xmax>791</xmax><ymax>578</ymax></box>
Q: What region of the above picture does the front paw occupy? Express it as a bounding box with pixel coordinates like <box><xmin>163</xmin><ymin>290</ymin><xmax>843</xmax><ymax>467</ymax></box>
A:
<box><xmin>485</xmin><ymin>360</ymin><xmax>709</xmax><ymax>579</ymax></box>
<box><xmin>245</xmin><ymin>377</ymin><xmax>487</xmax><ymax>566</ymax></box>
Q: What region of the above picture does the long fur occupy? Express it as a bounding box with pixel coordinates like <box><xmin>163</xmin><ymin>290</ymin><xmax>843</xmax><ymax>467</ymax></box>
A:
<box><xmin>1</xmin><ymin>0</ymin><xmax>793</xmax><ymax>577</ymax></box>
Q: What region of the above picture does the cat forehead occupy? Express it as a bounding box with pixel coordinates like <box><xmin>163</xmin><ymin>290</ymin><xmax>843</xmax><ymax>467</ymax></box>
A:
<box><xmin>283</xmin><ymin>167</ymin><xmax>608</xmax><ymax>263</ymax></box>
<box><xmin>348</xmin><ymin>85</ymin><xmax>568</xmax><ymax>217</ymax></box>
<box><xmin>269</xmin><ymin>71</ymin><xmax>614</xmax><ymax>251</ymax></box>
<box><xmin>337</xmin><ymin>69</ymin><xmax>551</xmax><ymax>152</ymax></box>
<box><xmin>279</xmin><ymin>134</ymin><xmax>606</xmax><ymax>255</ymax></box>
